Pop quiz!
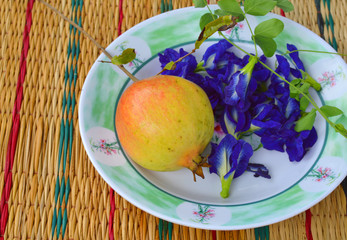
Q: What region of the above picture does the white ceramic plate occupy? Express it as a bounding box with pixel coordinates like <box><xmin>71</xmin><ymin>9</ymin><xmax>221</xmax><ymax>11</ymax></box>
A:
<box><xmin>79</xmin><ymin>6</ymin><xmax>347</xmax><ymax>230</ymax></box>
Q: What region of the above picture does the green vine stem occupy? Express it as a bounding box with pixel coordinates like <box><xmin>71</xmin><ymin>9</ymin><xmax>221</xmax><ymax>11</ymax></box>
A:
<box><xmin>283</xmin><ymin>49</ymin><xmax>347</xmax><ymax>58</ymax></box>
<box><xmin>244</xmin><ymin>16</ymin><xmax>258</xmax><ymax>57</ymax></box>
<box><xmin>220</xmin><ymin>33</ymin><xmax>252</xmax><ymax>56</ymax></box>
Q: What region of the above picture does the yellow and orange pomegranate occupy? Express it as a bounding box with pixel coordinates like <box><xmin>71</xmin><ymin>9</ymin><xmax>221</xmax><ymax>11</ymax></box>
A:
<box><xmin>115</xmin><ymin>75</ymin><xmax>214</xmax><ymax>178</ymax></box>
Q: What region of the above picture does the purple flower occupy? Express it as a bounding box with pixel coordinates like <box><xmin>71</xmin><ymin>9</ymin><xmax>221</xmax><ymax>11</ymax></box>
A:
<box><xmin>251</xmin><ymin>97</ymin><xmax>317</xmax><ymax>161</ymax></box>
<box><xmin>266</xmin><ymin>55</ymin><xmax>291</xmax><ymax>99</ymax></box>
<box><xmin>224</xmin><ymin>56</ymin><xmax>258</xmax><ymax>112</ymax></box>
<box><xmin>224</xmin><ymin>71</ymin><xmax>241</xmax><ymax>106</ymax></box>
<box><xmin>220</xmin><ymin>106</ymin><xmax>251</xmax><ymax>137</ymax></box>
<box><xmin>252</xmin><ymin>55</ymin><xmax>271</xmax><ymax>82</ymax></box>
<box><xmin>285</xmin><ymin>127</ymin><xmax>318</xmax><ymax>162</ymax></box>
<box><xmin>287</xmin><ymin>44</ymin><xmax>305</xmax><ymax>78</ymax></box>
<box><xmin>202</xmin><ymin>76</ymin><xmax>225</xmax><ymax>110</ymax></box>
<box><xmin>235</xmin><ymin>72</ymin><xmax>256</xmax><ymax>110</ymax></box>
<box><xmin>246</xmin><ymin>163</ymin><xmax>271</xmax><ymax>179</ymax></box>
<box><xmin>208</xmin><ymin>134</ymin><xmax>253</xmax><ymax>198</ymax></box>
<box><xmin>158</xmin><ymin>48</ymin><xmax>204</xmax><ymax>83</ymax></box>
<box><xmin>287</xmin><ymin>44</ymin><xmax>305</xmax><ymax>71</ymax></box>
<box><xmin>203</xmin><ymin>40</ymin><xmax>242</xmax><ymax>79</ymax></box>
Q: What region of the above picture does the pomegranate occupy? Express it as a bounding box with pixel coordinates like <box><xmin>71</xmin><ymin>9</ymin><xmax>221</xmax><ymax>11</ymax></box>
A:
<box><xmin>115</xmin><ymin>75</ymin><xmax>214</xmax><ymax>179</ymax></box>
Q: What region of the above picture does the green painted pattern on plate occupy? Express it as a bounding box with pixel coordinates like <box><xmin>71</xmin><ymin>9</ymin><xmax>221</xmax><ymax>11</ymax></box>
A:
<box><xmin>322</xmin><ymin>98</ymin><xmax>347</xmax><ymax>159</ymax></box>
<box><xmin>275</xmin><ymin>25</ymin><xmax>332</xmax><ymax>65</ymax></box>
<box><xmin>226</xmin><ymin>185</ymin><xmax>322</xmax><ymax>226</ymax></box>
<box><xmin>131</xmin><ymin>11</ymin><xmax>202</xmax><ymax>54</ymax></box>
<box><xmin>97</xmin><ymin>161</ymin><xmax>183</xmax><ymax>218</ymax></box>
<box><xmin>83</xmin><ymin>63</ymin><xmax>127</xmax><ymax>131</ymax></box>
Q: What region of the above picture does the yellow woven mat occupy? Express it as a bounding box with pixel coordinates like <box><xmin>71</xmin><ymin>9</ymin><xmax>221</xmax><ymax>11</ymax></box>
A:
<box><xmin>0</xmin><ymin>0</ymin><xmax>346</xmax><ymax>239</ymax></box>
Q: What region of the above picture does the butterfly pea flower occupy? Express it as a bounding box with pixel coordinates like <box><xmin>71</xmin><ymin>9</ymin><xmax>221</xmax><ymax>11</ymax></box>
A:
<box><xmin>202</xmin><ymin>76</ymin><xmax>225</xmax><ymax>110</ymax></box>
<box><xmin>255</xmin><ymin>117</ymin><xmax>302</xmax><ymax>155</ymax></box>
<box><xmin>251</xmin><ymin>103</ymin><xmax>282</xmax><ymax>134</ymax></box>
<box><xmin>220</xmin><ymin>105</ymin><xmax>252</xmax><ymax>138</ymax></box>
<box><xmin>208</xmin><ymin>134</ymin><xmax>253</xmax><ymax>198</ymax></box>
<box><xmin>252</xmin><ymin>55</ymin><xmax>271</xmax><ymax>83</ymax></box>
<box><xmin>286</xmin><ymin>44</ymin><xmax>322</xmax><ymax>91</ymax></box>
<box><xmin>287</xmin><ymin>44</ymin><xmax>305</xmax><ymax>71</ymax></box>
<box><xmin>252</xmin><ymin>103</ymin><xmax>273</xmax><ymax>121</ymax></box>
<box><xmin>265</xmin><ymin>52</ymin><xmax>310</xmax><ymax>102</ymax></box>
<box><xmin>202</xmin><ymin>39</ymin><xmax>242</xmax><ymax>79</ymax></box>
<box><xmin>223</xmin><ymin>55</ymin><xmax>270</xmax><ymax>127</ymax></box>
<box><xmin>290</xmin><ymin>65</ymin><xmax>304</xmax><ymax>79</ymax></box>
<box><xmin>252</xmin><ymin>99</ymin><xmax>297</xmax><ymax>138</ymax></box>
<box><xmin>266</xmin><ymin>55</ymin><xmax>292</xmax><ymax>99</ymax></box>
<box><xmin>158</xmin><ymin>48</ymin><xmax>204</xmax><ymax>83</ymax></box>
<box><xmin>246</xmin><ymin>163</ymin><xmax>271</xmax><ymax>179</ymax></box>
<box><xmin>204</xmin><ymin>51</ymin><xmax>241</xmax><ymax>81</ymax></box>
<box><xmin>259</xmin><ymin>125</ymin><xmax>317</xmax><ymax>162</ymax></box>
<box><xmin>278</xmin><ymin>45</ymin><xmax>305</xmax><ymax>80</ymax></box>
<box><xmin>285</xmin><ymin>127</ymin><xmax>318</xmax><ymax>161</ymax></box>
<box><xmin>158</xmin><ymin>48</ymin><xmax>180</xmax><ymax>66</ymax></box>
<box><xmin>251</xmin><ymin>96</ymin><xmax>317</xmax><ymax>161</ymax></box>
<box><xmin>252</xmin><ymin>96</ymin><xmax>300</xmax><ymax>131</ymax></box>
<box><xmin>224</xmin><ymin>56</ymin><xmax>258</xmax><ymax>111</ymax></box>
<box><xmin>158</xmin><ymin>47</ymin><xmax>227</xmax><ymax>110</ymax></box>
<box><xmin>275</xmin><ymin>54</ymin><xmax>291</xmax><ymax>78</ymax></box>
<box><xmin>287</xmin><ymin>44</ymin><xmax>305</xmax><ymax>78</ymax></box>
<box><xmin>221</xmin><ymin>61</ymin><xmax>242</xmax><ymax>85</ymax></box>
<box><xmin>224</xmin><ymin>71</ymin><xmax>241</xmax><ymax>106</ymax></box>
<box><xmin>266</xmin><ymin>94</ymin><xmax>301</xmax><ymax>123</ymax></box>
<box><xmin>245</xmin><ymin>56</ymin><xmax>271</xmax><ymax>106</ymax></box>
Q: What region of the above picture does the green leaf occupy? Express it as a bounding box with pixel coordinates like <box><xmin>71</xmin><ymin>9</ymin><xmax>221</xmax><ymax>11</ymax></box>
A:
<box><xmin>244</xmin><ymin>0</ymin><xmax>277</xmax><ymax>16</ymax></box>
<box><xmin>111</xmin><ymin>48</ymin><xmax>136</xmax><ymax>65</ymax></box>
<box><xmin>291</xmin><ymin>78</ymin><xmax>301</xmax><ymax>85</ymax></box>
<box><xmin>302</xmin><ymin>71</ymin><xmax>322</xmax><ymax>91</ymax></box>
<box><xmin>199</xmin><ymin>13</ymin><xmax>217</xmax><ymax>30</ymax></box>
<box><xmin>195</xmin><ymin>15</ymin><xmax>235</xmax><ymax>49</ymax></box>
<box><xmin>218</xmin><ymin>0</ymin><xmax>244</xmax><ymax>17</ymax></box>
<box><xmin>194</xmin><ymin>61</ymin><xmax>205</xmax><ymax>72</ymax></box>
<box><xmin>299</xmin><ymin>82</ymin><xmax>311</xmax><ymax>94</ymax></box>
<box><xmin>290</xmin><ymin>91</ymin><xmax>299</xmax><ymax>100</ymax></box>
<box><xmin>254</xmin><ymin>18</ymin><xmax>284</xmax><ymax>38</ymax></box>
<box><xmin>276</xmin><ymin>0</ymin><xmax>294</xmax><ymax>12</ymax></box>
<box><xmin>164</xmin><ymin>61</ymin><xmax>176</xmax><ymax>70</ymax></box>
<box><xmin>320</xmin><ymin>105</ymin><xmax>344</xmax><ymax>117</ymax></box>
<box><xmin>295</xmin><ymin>109</ymin><xmax>317</xmax><ymax>132</ymax></box>
<box><xmin>193</xmin><ymin>0</ymin><xmax>207</xmax><ymax>8</ymax></box>
<box><xmin>253</xmin><ymin>35</ymin><xmax>277</xmax><ymax>57</ymax></box>
<box><xmin>214</xmin><ymin>9</ymin><xmax>245</xmax><ymax>21</ymax></box>
<box><xmin>299</xmin><ymin>97</ymin><xmax>310</xmax><ymax>111</ymax></box>
<box><xmin>214</xmin><ymin>9</ymin><xmax>230</xmax><ymax>16</ymax></box>
<box><xmin>289</xmin><ymin>80</ymin><xmax>300</xmax><ymax>99</ymax></box>
<box><xmin>335</xmin><ymin>123</ymin><xmax>347</xmax><ymax>138</ymax></box>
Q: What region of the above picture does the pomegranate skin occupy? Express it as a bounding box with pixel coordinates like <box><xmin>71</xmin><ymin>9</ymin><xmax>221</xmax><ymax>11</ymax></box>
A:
<box><xmin>115</xmin><ymin>75</ymin><xmax>214</xmax><ymax>172</ymax></box>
